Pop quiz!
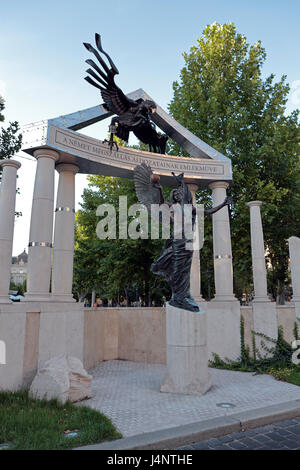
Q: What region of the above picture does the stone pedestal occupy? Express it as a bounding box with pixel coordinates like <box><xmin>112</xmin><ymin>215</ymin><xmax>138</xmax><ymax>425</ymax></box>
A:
<box><xmin>188</xmin><ymin>184</ymin><xmax>204</xmax><ymax>303</ymax></box>
<box><xmin>52</xmin><ymin>164</ymin><xmax>78</xmax><ymax>301</ymax></box>
<box><xmin>247</xmin><ymin>201</ymin><xmax>269</xmax><ymax>302</ymax></box>
<box><xmin>0</xmin><ymin>160</ymin><xmax>21</xmax><ymax>303</ymax></box>
<box><xmin>25</xmin><ymin>149</ymin><xmax>59</xmax><ymax>301</ymax></box>
<box><xmin>209</xmin><ymin>181</ymin><xmax>235</xmax><ymax>301</ymax></box>
<box><xmin>160</xmin><ymin>303</ymin><xmax>211</xmax><ymax>395</ymax></box>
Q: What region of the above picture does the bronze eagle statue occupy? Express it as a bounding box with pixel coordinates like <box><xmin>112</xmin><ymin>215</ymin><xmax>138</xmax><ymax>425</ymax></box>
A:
<box><xmin>83</xmin><ymin>34</ymin><xmax>168</xmax><ymax>153</ymax></box>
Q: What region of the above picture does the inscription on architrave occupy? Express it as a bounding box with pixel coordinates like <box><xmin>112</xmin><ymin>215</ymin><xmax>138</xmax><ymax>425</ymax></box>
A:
<box><xmin>54</xmin><ymin>129</ymin><xmax>225</xmax><ymax>177</ymax></box>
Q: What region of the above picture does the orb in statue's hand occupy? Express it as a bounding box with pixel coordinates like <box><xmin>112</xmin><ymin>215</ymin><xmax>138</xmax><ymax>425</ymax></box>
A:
<box><xmin>150</xmin><ymin>174</ymin><xmax>160</xmax><ymax>184</ymax></box>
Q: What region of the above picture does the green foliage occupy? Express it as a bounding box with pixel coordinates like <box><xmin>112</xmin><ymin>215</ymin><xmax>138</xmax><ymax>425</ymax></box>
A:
<box><xmin>294</xmin><ymin>322</ymin><xmax>299</xmax><ymax>341</ymax></box>
<box><xmin>0</xmin><ymin>93</ymin><xmax>22</xmax><ymax>218</ymax></box>
<box><xmin>210</xmin><ymin>320</ymin><xmax>300</xmax><ymax>386</ymax></box>
<box><xmin>269</xmin><ymin>366</ymin><xmax>300</xmax><ymax>386</ymax></box>
<box><xmin>9</xmin><ymin>280</ymin><xmax>26</xmax><ymax>296</ymax></box>
<box><xmin>0</xmin><ymin>94</ymin><xmax>22</xmax><ymax>169</ymax></box>
<box><xmin>169</xmin><ymin>22</ymin><xmax>300</xmax><ymax>301</ymax></box>
<box><xmin>0</xmin><ymin>389</ymin><xmax>121</xmax><ymax>450</ymax></box>
<box><xmin>73</xmin><ymin>173</ymin><xmax>170</xmax><ymax>305</ymax></box>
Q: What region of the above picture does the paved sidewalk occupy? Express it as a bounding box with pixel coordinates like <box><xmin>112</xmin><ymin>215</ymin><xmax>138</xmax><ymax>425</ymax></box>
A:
<box><xmin>177</xmin><ymin>417</ymin><xmax>300</xmax><ymax>450</ymax></box>
<box><xmin>79</xmin><ymin>360</ymin><xmax>300</xmax><ymax>438</ymax></box>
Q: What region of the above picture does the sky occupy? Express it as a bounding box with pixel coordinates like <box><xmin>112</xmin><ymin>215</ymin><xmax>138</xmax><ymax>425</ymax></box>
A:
<box><xmin>1</xmin><ymin>0</ymin><xmax>300</xmax><ymax>255</ymax></box>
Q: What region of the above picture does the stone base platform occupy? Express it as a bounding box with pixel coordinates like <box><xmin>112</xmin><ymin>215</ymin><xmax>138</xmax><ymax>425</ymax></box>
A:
<box><xmin>0</xmin><ymin>302</ymin><xmax>298</xmax><ymax>391</ymax></box>
<box><xmin>160</xmin><ymin>303</ymin><xmax>211</xmax><ymax>395</ymax></box>
<box><xmin>79</xmin><ymin>360</ymin><xmax>300</xmax><ymax>438</ymax></box>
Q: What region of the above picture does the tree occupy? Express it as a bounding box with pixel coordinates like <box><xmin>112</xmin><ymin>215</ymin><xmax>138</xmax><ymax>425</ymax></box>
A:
<box><xmin>73</xmin><ymin>174</ymin><xmax>170</xmax><ymax>306</ymax></box>
<box><xmin>0</xmin><ymin>94</ymin><xmax>22</xmax><ymax>177</ymax></box>
<box><xmin>168</xmin><ymin>22</ymin><xmax>300</xmax><ymax>302</ymax></box>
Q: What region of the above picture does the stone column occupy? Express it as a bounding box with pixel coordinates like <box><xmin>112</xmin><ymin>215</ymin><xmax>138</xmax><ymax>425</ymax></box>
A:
<box><xmin>247</xmin><ymin>201</ymin><xmax>277</xmax><ymax>352</ymax></box>
<box><xmin>188</xmin><ymin>184</ymin><xmax>204</xmax><ymax>302</ymax></box>
<box><xmin>25</xmin><ymin>149</ymin><xmax>59</xmax><ymax>301</ymax></box>
<box><xmin>52</xmin><ymin>164</ymin><xmax>78</xmax><ymax>301</ymax></box>
<box><xmin>208</xmin><ymin>181</ymin><xmax>235</xmax><ymax>301</ymax></box>
<box><xmin>289</xmin><ymin>237</ymin><xmax>300</xmax><ymax>302</ymax></box>
<box><xmin>247</xmin><ymin>201</ymin><xmax>269</xmax><ymax>302</ymax></box>
<box><xmin>0</xmin><ymin>159</ymin><xmax>21</xmax><ymax>303</ymax></box>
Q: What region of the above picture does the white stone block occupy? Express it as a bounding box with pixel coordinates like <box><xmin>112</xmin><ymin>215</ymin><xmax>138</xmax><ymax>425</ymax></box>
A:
<box><xmin>30</xmin><ymin>354</ymin><xmax>92</xmax><ymax>403</ymax></box>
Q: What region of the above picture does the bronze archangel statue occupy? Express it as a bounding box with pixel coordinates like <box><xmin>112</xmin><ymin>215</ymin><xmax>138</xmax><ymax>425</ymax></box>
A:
<box><xmin>83</xmin><ymin>34</ymin><xmax>168</xmax><ymax>153</ymax></box>
<box><xmin>134</xmin><ymin>163</ymin><xmax>231</xmax><ymax>312</ymax></box>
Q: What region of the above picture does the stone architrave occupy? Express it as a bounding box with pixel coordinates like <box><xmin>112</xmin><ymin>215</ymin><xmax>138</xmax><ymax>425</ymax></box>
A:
<box><xmin>0</xmin><ymin>160</ymin><xmax>21</xmax><ymax>303</ymax></box>
<box><xmin>161</xmin><ymin>303</ymin><xmax>211</xmax><ymax>395</ymax></box>
<box><xmin>29</xmin><ymin>354</ymin><xmax>92</xmax><ymax>403</ymax></box>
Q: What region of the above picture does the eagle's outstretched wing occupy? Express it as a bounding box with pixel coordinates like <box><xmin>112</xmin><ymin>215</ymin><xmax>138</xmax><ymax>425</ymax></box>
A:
<box><xmin>134</xmin><ymin>163</ymin><xmax>162</xmax><ymax>216</ymax></box>
<box><xmin>83</xmin><ymin>33</ymin><xmax>137</xmax><ymax>115</ymax></box>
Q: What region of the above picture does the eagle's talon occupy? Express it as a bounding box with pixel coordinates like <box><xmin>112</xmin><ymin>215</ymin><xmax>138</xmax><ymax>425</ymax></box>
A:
<box><xmin>103</xmin><ymin>138</ymin><xmax>118</xmax><ymax>152</ymax></box>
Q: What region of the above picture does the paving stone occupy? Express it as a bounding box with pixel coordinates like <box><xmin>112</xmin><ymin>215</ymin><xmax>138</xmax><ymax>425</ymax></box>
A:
<box><xmin>238</xmin><ymin>437</ymin><xmax>261</xmax><ymax>448</ymax></box>
<box><xmin>276</xmin><ymin>419</ymin><xmax>300</xmax><ymax>427</ymax></box>
<box><xmin>191</xmin><ymin>442</ymin><xmax>211</xmax><ymax>450</ymax></box>
<box><xmin>265</xmin><ymin>432</ymin><xmax>285</xmax><ymax>441</ymax></box>
<box><xmin>240</xmin><ymin>429</ymin><xmax>258</xmax><ymax>437</ymax></box>
<box><xmin>279</xmin><ymin>440</ymin><xmax>300</xmax><ymax>450</ymax></box>
<box><xmin>258</xmin><ymin>424</ymin><xmax>276</xmax><ymax>432</ymax></box>
<box><xmin>79</xmin><ymin>360</ymin><xmax>300</xmax><ymax>438</ymax></box>
<box><xmin>227</xmin><ymin>440</ymin><xmax>248</xmax><ymax>450</ymax></box>
<box><xmin>218</xmin><ymin>435</ymin><xmax>235</xmax><ymax>443</ymax></box>
<box><xmin>275</xmin><ymin>428</ymin><xmax>294</xmax><ymax>437</ymax></box>
<box><xmin>224</xmin><ymin>431</ymin><xmax>245</xmax><ymax>440</ymax></box>
<box><xmin>253</xmin><ymin>434</ymin><xmax>272</xmax><ymax>443</ymax></box>
<box><xmin>209</xmin><ymin>444</ymin><xmax>230</xmax><ymax>450</ymax></box>
<box><xmin>205</xmin><ymin>438</ymin><xmax>223</xmax><ymax>447</ymax></box>
<box><xmin>287</xmin><ymin>424</ymin><xmax>300</xmax><ymax>435</ymax></box>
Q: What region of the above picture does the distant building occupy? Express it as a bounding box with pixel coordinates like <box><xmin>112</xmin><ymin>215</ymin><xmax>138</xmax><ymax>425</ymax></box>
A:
<box><xmin>11</xmin><ymin>249</ymin><xmax>28</xmax><ymax>285</ymax></box>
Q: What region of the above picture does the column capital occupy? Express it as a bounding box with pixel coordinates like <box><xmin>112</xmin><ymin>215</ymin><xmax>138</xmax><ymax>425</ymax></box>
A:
<box><xmin>247</xmin><ymin>200</ymin><xmax>262</xmax><ymax>208</ymax></box>
<box><xmin>55</xmin><ymin>163</ymin><xmax>79</xmax><ymax>174</ymax></box>
<box><xmin>33</xmin><ymin>148</ymin><xmax>60</xmax><ymax>162</ymax></box>
<box><xmin>0</xmin><ymin>159</ymin><xmax>21</xmax><ymax>170</ymax></box>
<box><xmin>209</xmin><ymin>181</ymin><xmax>229</xmax><ymax>191</ymax></box>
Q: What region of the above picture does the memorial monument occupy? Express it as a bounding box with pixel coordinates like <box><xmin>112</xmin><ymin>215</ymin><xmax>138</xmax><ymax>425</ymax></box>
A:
<box><xmin>0</xmin><ymin>32</ymin><xmax>245</xmax><ymax>392</ymax></box>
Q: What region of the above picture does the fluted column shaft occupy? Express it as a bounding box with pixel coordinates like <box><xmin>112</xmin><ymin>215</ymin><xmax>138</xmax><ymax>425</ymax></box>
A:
<box><xmin>52</xmin><ymin>164</ymin><xmax>78</xmax><ymax>301</ymax></box>
<box><xmin>209</xmin><ymin>181</ymin><xmax>235</xmax><ymax>301</ymax></box>
<box><xmin>0</xmin><ymin>159</ymin><xmax>21</xmax><ymax>303</ymax></box>
<box><xmin>288</xmin><ymin>237</ymin><xmax>300</xmax><ymax>302</ymax></box>
<box><xmin>247</xmin><ymin>201</ymin><xmax>269</xmax><ymax>302</ymax></box>
<box><xmin>25</xmin><ymin>149</ymin><xmax>59</xmax><ymax>301</ymax></box>
<box><xmin>188</xmin><ymin>184</ymin><xmax>204</xmax><ymax>302</ymax></box>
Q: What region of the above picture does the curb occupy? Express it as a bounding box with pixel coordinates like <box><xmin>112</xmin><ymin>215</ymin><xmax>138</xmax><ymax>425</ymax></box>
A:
<box><xmin>74</xmin><ymin>399</ymin><xmax>300</xmax><ymax>450</ymax></box>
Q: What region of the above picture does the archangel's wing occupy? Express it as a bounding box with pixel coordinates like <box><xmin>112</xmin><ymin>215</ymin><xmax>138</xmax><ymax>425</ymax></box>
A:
<box><xmin>134</xmin><ymin>162</ymin><xmax>162</xmax><ymax>216</ymax></box>
<box><xmin>83</xmin><ymin>33</ymin><xmax>137</xmax><ymax>115</ymax></box>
